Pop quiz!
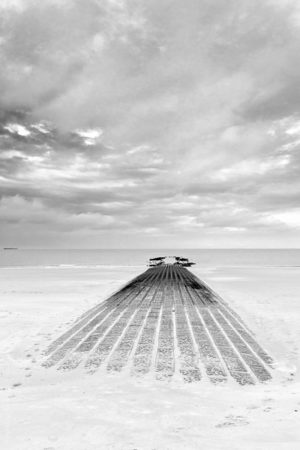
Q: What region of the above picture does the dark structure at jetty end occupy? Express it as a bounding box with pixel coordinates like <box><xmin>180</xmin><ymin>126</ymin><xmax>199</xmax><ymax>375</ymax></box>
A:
<box><xmin>43</xmin><ymin>256</ymin><xmax>273</xmax><ymax>384</ymax></box>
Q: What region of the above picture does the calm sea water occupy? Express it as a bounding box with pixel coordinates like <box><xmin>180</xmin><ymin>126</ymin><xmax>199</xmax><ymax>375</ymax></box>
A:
<box><xmin>0</xmin><ymin>249</ymin><xmax>299</xmax><ymax>268</ymax></box>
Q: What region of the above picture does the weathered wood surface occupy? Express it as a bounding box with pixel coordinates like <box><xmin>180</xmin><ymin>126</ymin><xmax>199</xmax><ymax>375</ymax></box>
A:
<box><xmin>43</xmin><ymin>265</ymin><xmax>273</xmax><ymax>384</ymax></box>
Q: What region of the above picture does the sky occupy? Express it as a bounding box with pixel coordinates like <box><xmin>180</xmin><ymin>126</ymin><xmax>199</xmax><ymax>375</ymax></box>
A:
<box><xmin>0</xmin><ymin>0</ymin><xmax>300</xmax><ymax>249</ymax></box>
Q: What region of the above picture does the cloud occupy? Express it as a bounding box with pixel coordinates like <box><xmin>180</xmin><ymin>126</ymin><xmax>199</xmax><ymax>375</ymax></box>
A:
<box><xmin>74</xmin><ymin>128</ymin><xmax>103</xmax><ymax>146</ymax></box>
<box><xmin>3</xmin><ymin>123</ymin><xmax>31</xmax><ymax>136</ymax></box>
<box><xmin>0</xmin><ymin>0</ymin><xmax>300</xmax><ymax>247</ymax></box>
<box><xmin>270</xmin><ymin>209</ymin><xmax>300</xmax><ymax>228</ymax></box>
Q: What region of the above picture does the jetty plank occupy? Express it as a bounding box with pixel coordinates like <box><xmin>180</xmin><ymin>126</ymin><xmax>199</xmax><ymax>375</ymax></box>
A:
<box><xmin>174</xmin><ymin>265</ymin><xmax>227</xmax><ymax>383</ymax></box>
<box><xmin>132</xmin><ymin>283</ymin><xmax>164</xmax><ymax>376</ymax></box>
<box><xmin>85</xmin><ymin>267</ymin><xmax>164</xmax><ymax>372</ymax></box>
<box><xmin>172</xmin><ymin>266</ymin><xmax>202</xmax><ymax>383</ymax></box>
<box><xmin>107</xmin><ymin>267</ymin><xmax>167</xmax><ymax>372</ymax></box>
<box><xmin>155</xmin><ymin>266</ymin><xmax>175</xmax><ymax>380</ymax></box>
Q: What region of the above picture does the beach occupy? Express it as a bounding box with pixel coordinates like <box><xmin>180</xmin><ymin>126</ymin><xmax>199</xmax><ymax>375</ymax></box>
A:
<box><xmin>2</xmin><ymin>0</ymin><xmax>300</xmax><ymax>447</ymax></box>
<box><xmin>1</xmin><ymin>251</ymin><xmax>300</xmax><ymax>449</ymax></box>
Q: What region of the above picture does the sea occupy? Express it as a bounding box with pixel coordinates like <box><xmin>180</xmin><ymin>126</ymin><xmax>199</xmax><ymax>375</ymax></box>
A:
<box><xmin>0</xmin><ymin>249</ymin><xmax>299</xmax><ymax>269</ymax></box>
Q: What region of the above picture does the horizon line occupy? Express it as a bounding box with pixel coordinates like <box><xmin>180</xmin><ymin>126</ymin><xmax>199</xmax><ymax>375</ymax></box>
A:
<box><xmin>2</xmin><ymin>248</ymin><xmax>300</xmax><ymax>251</ymax></box>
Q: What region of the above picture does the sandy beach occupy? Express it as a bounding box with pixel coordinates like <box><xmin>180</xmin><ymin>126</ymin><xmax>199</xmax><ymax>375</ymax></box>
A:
<box><xmin>1</xmin><ymin>263</ymin><xmax>299</xmax><ymax>450</ymax></box>
<box><xmin>2</xmin><ymin>0</ymin><xmax>300</xmax><ymax>448</ymax></box>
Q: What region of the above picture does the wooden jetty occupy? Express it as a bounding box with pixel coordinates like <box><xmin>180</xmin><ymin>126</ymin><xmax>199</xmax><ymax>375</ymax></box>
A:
<box><xmin>43</xmin><ymin>264</ymin><xmax>273</xmax><ymax>384</ymax></box>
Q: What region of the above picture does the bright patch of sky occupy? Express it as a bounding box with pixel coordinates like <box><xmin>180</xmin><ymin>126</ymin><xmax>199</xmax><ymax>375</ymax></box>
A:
<box><xmin>75</xmin><ymin>128</ymin><xmax>103</xmax><ymax>145</ymax></box>
<box><xmin>4</xmin><ymin>123</ymin><xmax>31</xmax><ymax>136</ymax></box>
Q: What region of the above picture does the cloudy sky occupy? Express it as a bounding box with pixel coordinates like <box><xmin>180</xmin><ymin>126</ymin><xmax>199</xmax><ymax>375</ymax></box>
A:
<box><xmin>0</xmin><ymin>0</ymin><xmax>300</xmax><ymax>248</ymax></box>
